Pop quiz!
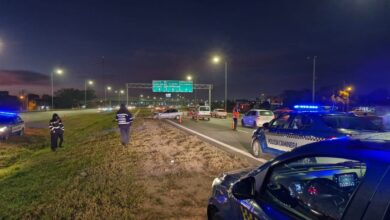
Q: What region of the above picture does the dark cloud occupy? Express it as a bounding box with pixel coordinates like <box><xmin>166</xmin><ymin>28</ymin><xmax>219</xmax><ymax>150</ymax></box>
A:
<box><xmin>0</xmin><ymin>70</ymin><xmax>49</xmax><ymax>86</ymax></box>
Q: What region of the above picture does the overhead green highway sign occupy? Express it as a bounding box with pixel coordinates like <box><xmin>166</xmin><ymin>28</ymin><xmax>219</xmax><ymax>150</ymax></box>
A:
<box><xmin>152</xmin><ymin>80</ymin><xmax>193</xmax><ymax>93</ymax></box>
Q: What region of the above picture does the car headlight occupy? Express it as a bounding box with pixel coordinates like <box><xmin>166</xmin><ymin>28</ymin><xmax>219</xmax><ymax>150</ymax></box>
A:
<box><xmin>0</xmin><ymin>126</ymin><xmax>8</xmax><ymax>133</ymax></box>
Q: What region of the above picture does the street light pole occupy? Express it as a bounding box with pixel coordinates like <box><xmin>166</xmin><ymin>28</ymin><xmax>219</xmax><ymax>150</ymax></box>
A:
<box><xmin>312</xmin><ymin>56</ymin><xmax>317</xmax><ymax>103</ymax></box>
<box><xmin>224</xmin><ymin>61</ymin><xmax>227</xmax><ymax>111</ymax></box>
<box><xmin>51</xmin><ymin>71</ymin><xmax>54</xmax><ymax>109</ymax></box>
<box><xmin>51</xmin><ymin>68</ymin><xmax>63</xmax><ymax>110</ymax></box>
<box><xmin>84</xmin><ymin>80</ymin><xmax>87</xmax><ymax>108</ymax></box>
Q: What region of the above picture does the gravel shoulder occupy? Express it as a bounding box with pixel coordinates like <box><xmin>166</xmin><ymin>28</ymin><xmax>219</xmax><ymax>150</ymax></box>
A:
<box><xmin>131</xmin><ymin>119</ymin><xmax>251</xmax><ymax>219</ymax></box>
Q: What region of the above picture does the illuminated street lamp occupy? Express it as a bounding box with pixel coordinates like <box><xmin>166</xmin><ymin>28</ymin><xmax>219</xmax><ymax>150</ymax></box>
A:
<box><xmin>339</xmin><ymin>86</ymin><xmax>354</xmax><ymax>112</ymax></box>
<box><xmin>186</xmin><ymin>74</ymin><xmax>197</xmax><ymax>104</ymax></box>
<box><xmin>211</xmin><ymin>55</ymin><xmax>228</xmax><ymax>111</ymax></box>
<box><xmin>104</xmin><ymin>86</ymin><xmax>112</xmax><ymax>103</ymax></box>
<box><xmin>51</xmin><ymin>68</ymin><xmax>64</xmax><ymax>109</ymax></box>
<box><xmin>118</xmin><ymin>89</ymin><xmax>124</xmax><ymax>103</ymax></box>
<box><xmin>84</xmin><ymin>80</ymin><xmax>94</xmax><ymax>108</ymax></box>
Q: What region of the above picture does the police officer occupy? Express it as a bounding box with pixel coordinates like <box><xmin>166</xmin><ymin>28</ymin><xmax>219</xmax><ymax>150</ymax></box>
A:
<box><xmin>232</xmin><ymin>105</ymin><xmax>240</xmax><ymax>131</ymax></box>
<box><xmin>49</xmin><ymin>113</ymin><xmax>64</xmax><ymax>151</ymax></box>
<box><xmin>115</xmin><ymin>104</ymin><xmax>133</xmax><ymax>146</ymax></box>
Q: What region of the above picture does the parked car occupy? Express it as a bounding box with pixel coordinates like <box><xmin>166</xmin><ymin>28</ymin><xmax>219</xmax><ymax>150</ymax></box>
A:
<box><xmin>193</xmin><ymin>106</ymin><xmax>211</xmax><ymax>121</ymax></box>
<box><xmin>0</xmin><ymin>112</ymin><xmax>25</xmax><ymax>140</ymax></box>
<box><xmin>208</xmin><ymin>133</ymin><xmax>390</xmax><ymax>220</ymax></box>
<box><xmin>211</xmin><ymin>108</ymin><xmax>227</xmax><ymax>118</ymax></box>
<box><xmin>154</xmin><ymin>108</ymin><xmax>182</xmax><ymax>119</ymax></box>
<box><xmin>241</xmin><ymin>109</ymin><xmax>274</xmax><ymax>128</ymax></box>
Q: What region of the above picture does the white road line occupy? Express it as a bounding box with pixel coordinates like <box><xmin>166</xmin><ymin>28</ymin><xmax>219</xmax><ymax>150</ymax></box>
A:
<box><xmin>165</xmin><ymin>120</ymin><xmax>267</xmax><ymax>163</ymax></box>
<box><xmin>237</xmin><ymin>129</ymin><xmax>250</xmax><ymax>133</ymax></box>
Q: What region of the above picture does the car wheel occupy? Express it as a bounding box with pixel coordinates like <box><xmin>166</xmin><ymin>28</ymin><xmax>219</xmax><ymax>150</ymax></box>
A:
<box><xmin>253</xmin><ymin>121</ymin><xmax>257</xmax><ymax>128</ymax></box>
<box><xmin>211</xmin><ymin>212</ymin><xmax>223</xmax><ymax>220</ymax></box>
<box><xmin>251</xmin><ymin>139</ymin><xmax>262</xmax><ymax>158</ymax></box>
<box><xmin>241</xmin><ymin>119</ymin><xmax>245</xmax><ymax>127</ymax></box>
<box><xmin>207</xmin><ymin>117</ymin><xmax>210</xmax><ymax>121</ymax></box>
<box><xmin>19</xmin><ymin>128</ymin><xmax>24</xmax><ymax>136</ymax></box>
<box><xmin>175</xmin><ymin>115</ymin><xmax>180</xmax><ymax>120</ymax></box>
<box><xmin>3</xmin><ymin>132</ymin><xmax>10</xmax><ymax>141</ymax></box>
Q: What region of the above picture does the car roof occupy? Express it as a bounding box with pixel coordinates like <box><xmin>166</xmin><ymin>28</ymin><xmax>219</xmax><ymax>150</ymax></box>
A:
<box><xmin>279</xmin><ymin>133</ymin><xmax>390</xmax><ymax>164</ymax></box>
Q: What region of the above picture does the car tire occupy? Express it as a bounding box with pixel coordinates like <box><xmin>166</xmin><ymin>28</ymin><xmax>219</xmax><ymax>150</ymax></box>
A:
<box><xmin>19</xmin><ymin>128</ymin><xmax>24</xmax><ymax>136</ymax></box>
<box><xmin>253</xmin><ymin>121</ymin><xmax>257</xmax><ymax>128</ymax></box>
<box><xmin>251</xmin><ymin>139</ymin><xmax>262</xmax><ymax>158</ymax></box>
<box><xmin>241</xmin><ymin>119</ymin><xmax>245</xmax><ymax>127</ymax></box>
<box><xmin>211</xmin><ymin>212</ymin><xmax>223</xmax><ymax>220</ymax></box>
<box><xmin>3</xmin><ymin>132</ymin><xmax>10</xmax><ymax>141</ymax></box>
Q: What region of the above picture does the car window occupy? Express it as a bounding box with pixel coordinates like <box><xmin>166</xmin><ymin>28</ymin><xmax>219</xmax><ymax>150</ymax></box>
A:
<box><xmin>251</xmin><ymin>111</ymin><xmax>258</xmax><ymax>116</ymax></box>
<box><xmin>261</xmin><ymin>156</ymin><xmax>367</xmax><ymax>220</ymax></box>
<box><xmin>270</xmin><ymin>114</ymin><xmax>291</xmax><ymax>129</ymax></box>
<box><xmin>322</xmin><ymin>115</ymin><xmax>382</xmax><ymax>131</ymax></box>
<box><xmin>259</xmin><ymin>111</ymin><xmax>273</xmax><ymax>116</ymax></box>
<box><xmin>171</xmin><ymin>109</ymin><xmax>178</xmax><ymax>113</ymax></box>
<box><xmin>290</xmin><ymin>114</ymin><xmax>313</xmax><ymax>130</ymax></box>
<box><xmin>199</xmin><ymin>107</ymin><xmax>209</xmax><ymax>111</ymax></box>
<box><xmin>17</xmin><ymin>117</ymin><xmax>23</xmax><ymax>123</ymax></box>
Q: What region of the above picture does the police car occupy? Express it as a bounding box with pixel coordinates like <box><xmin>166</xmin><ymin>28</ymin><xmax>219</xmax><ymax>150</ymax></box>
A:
<box><xmin>251</xmin><ymin>105</ymin><xmax>384</xmax><ymax>157</ymax></box>
<box><xmin>208</xmin><ymin>133</ymin><xmax>390</xmax><ymax>220</ymax></box>
<box><xmin>0</xmin><ymin>112</ymin><xmax>25</xmax><ymax>140</ymax></box>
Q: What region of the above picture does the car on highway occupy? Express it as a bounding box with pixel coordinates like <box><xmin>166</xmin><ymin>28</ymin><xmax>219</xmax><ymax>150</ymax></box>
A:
<box><xmin>211</xmin><ymin>108</ymin><xmax>227</xmax><ymax>119</ymax></box>
<box><xmin>251</xmin><ymin>105</ymin><xmax>384</xmax><ymax>157</ymax></box>
<box><xmin>154</xmin><ymin>108</ymin><xmax>182</xmax><ymax>120</ymax></box>
<box><xmin>193</xmin><ymin>106</ymin><xmax>211</xmax><ymax>121</ymax></box>
<box><xmin>241</xmin><ymin>109</ymin><xmax>274</xmax><ymax>128</ymax></box>
<box><xmin>0</xmin><ymin>112</ymin><xmax>25</xmax><ymax>140</ymax></box>
<box><xmin>208</xmin><ymin>133</ymin><xmax>390</xmax><ymax>220</ymax></box>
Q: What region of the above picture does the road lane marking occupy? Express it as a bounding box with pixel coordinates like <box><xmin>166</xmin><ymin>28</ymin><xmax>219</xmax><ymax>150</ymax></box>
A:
<box><xmin>165</xmin><ymin>120</ymin><xmax>267</xmax><ymax>163</ymax></box>
<box><xmin>237</xmin><ymin>129</ymin><xmax>250</xmax><ymax>133</ymax></box>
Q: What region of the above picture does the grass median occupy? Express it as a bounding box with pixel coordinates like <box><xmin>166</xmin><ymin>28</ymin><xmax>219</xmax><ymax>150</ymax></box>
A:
<box><xmin>0</xmin><ymin>112</ymin><xmax>143</xmax><ymax>219</ymax></box>
<box><xmin>0</xmin><ymin>108</ymin><xmax>250</xmax><ymax>219</ymax></box>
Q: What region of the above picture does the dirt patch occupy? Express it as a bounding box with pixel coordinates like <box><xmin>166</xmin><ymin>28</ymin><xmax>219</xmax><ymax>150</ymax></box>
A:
<box><xmin>131</xmin><ymin>119</ymin><xmax>251</xmax><ymax>219</ymax></box>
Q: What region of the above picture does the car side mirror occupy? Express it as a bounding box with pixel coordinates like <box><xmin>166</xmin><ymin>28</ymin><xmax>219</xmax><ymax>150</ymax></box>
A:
<box><xmin>232</xmin><ymin>177</ymin><xmax>256</xmax><ymax>200</ymax></box>
<box><xmin>262</xmin><ymin>122</ymin><xmax>270</xmax><ymax>129</ymax></box>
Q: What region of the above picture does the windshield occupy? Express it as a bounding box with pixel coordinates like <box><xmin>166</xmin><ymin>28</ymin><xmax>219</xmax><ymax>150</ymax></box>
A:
<box><xmin>322</xmin><ymin>115</ymin><xmax>382</xmax><ymax>131</ymax></box>
<box><xmin>199</xmin><ymin>107</ymin><xmax>210</xmax><ymax>111</ymax></box>
<box><xmin>259</xmin><ymin>111</ymin><xmax>274</xmax><ymax>116</ymax></box>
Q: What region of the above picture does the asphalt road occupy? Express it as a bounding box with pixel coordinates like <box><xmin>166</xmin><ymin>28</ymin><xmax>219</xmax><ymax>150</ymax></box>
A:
<box><xmin>169</xmin><ymin>115</ymin><xmax>273</xmax><ymax>162</ymax></box>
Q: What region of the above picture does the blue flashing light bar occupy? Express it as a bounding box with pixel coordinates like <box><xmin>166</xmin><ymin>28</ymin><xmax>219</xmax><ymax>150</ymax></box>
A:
<box><xmin>0</xmin><ymin>111</ymin><xmax>17</xmax><ymax>116</ymax></box>
<box><xmin>294</xmin><ymin>105</ymin><xmax>319</xmax><ymax>110</ymax></box>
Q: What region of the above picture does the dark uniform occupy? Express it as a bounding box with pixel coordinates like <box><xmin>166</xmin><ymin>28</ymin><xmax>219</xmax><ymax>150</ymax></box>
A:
<box><xmin>49</xmin><ymin>117</ymin><xmax>64</xmax><ymax>151</ymax></box>
<box><xmin>115</xmin><ymin>106</ymin><xmax>133</xmax><ymax>146</ymax></box>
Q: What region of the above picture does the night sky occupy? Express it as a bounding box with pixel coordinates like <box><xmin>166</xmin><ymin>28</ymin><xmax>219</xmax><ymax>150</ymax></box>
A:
<box><xmin>0</xmin><ymin>0</ymin><xmax>389</xmax><ymax>99</ymax></box>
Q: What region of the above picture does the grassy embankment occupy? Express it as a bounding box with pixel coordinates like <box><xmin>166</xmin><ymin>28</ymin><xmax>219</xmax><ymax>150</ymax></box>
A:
<box><xmin>0</xmin><ymin>111</ymin><xmax>143</xmax><ymax>219</ymax></box>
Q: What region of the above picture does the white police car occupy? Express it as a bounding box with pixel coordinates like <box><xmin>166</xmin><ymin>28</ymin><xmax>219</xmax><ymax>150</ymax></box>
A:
<box><xmin>251</xmin><ymin>105</ymin><xmax>384</xmax><ymax>157</ymax></box>
<box><xmin>0</xmin><ymin>112</ymin><xmax>25</xmax><ymax>140</ymax></box>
